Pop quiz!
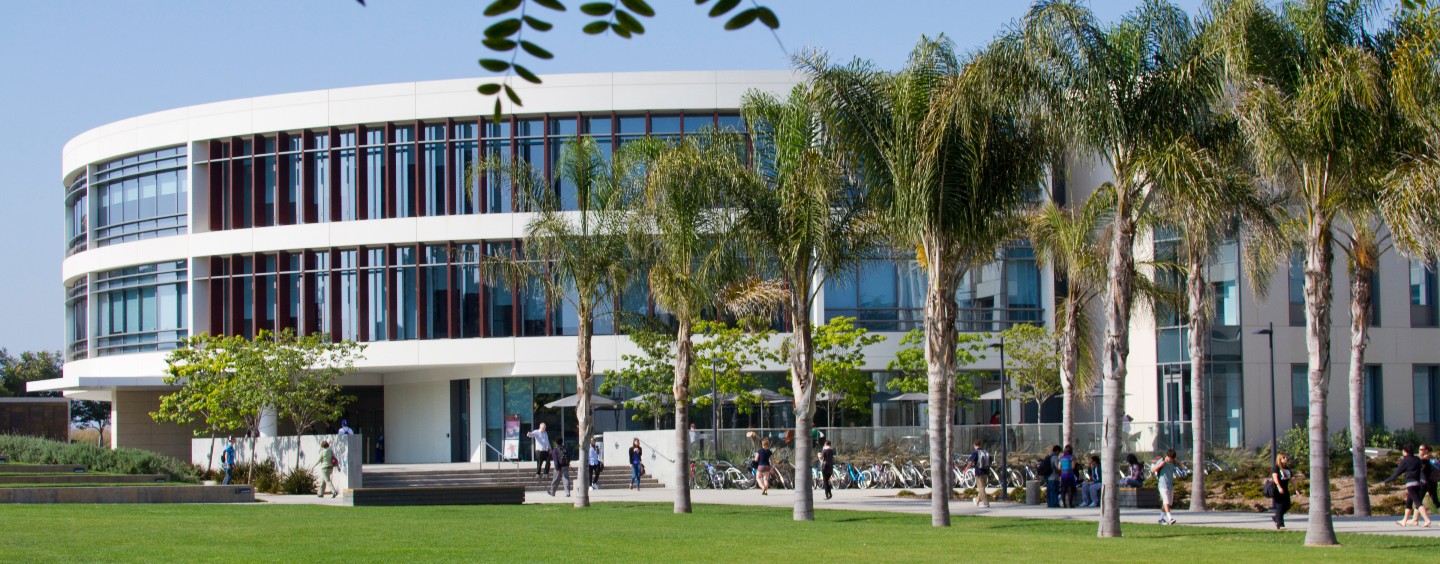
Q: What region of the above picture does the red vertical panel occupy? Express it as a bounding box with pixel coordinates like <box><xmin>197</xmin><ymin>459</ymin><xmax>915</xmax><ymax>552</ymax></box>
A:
<box><xmin>229</xmin><ymin>140</ymin><xmax>244</xmax><ymax>229</ymax></box>
<box><xmin>276</xmin><ymin>133</ymin><xmax>292</xmax><ymax>226</ymax></box>
<box><xmin>251</xmin><ymin>135</ymin><xmax>265</xmax><ymax>227</ymax></box>
<box><xmin>301</xmin><ymin>132</ymin><xmax>316</xmax><ymax>224</ymax></box>
<box><xmin>301</xmin><ymin>251</ymin><xmax>315</xmax><ymax>336</ymax></box>
<box><xmin>209</xmin><ymin>257</ymin><xmax>225</xmax><ymax>334</ymax></box>
<box><xmin>276</xmin><ymin>251</ymin><xmax>292</xmax><ymax>332</ymax></box>
<box><xmin>356</xmin><ymin>125</ymin><xmax>369</xmax><ymax>221</ymax></box>
<box><xmin>228</xmin><ymin>256</ymin><xmax>243</xmax><ymax>337</ymax></box>
<box><xmin>386</xmin><ymin>245</ymin><xmax>399</xmax><ymax>340</ymax></box>
<box><xmin>208</xmin><ymin>141</ymin><xmax>224</xmax><ymax>232</ymax></box>
<box><xmin>250</xmin><ymin>254</ymin><xmax>262</xmax><ymax>337</ymax></box>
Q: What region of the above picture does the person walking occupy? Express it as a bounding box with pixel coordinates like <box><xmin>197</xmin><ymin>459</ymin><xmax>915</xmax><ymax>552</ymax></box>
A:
<box><xmin>1380</xmin><ymin>444</ymin><xmax>1433</xmax><ymax>527</ymax></box>
<box><xmin>1420</xmin><ymin>444</ymin><xmax>1439</xmax><ymax>511</ymax></box>
<box><xmin>1058</xmin><ymin>445</ymin><xmax>1078</xmax><ymax>508</ymax></box>
<box><xmin>316</xmin><ymin>440</ymin><xmax>338</xmax><ymax>498</ymax></box>
<box><xmin>588</xmin><ymin>436</ymin><xmax>604</xmax><ymax>491</ymax></box>
<box><xmin>965</xmin><ymin>440</ymin><xmax>993</xmax><ymax>508</ymax></box>
<box><xmin>819</xmin><ymin>439</ymin><xmax>836</xmax><ymax>500</ymax></box>
<box><xmin>688</xmin><ymin>423</ymin><xmax>703</xmax><ymax>457</ymax></box>
<box><xmin>1122</xmin><ymin>453</ymin><xmax>1144</xmax><ymax>488</ymax></box>
<box><xmin>754</xmin><ymin>439</ymin><xmax>775</xmax><ymax>495</ymax></box>
<box><xmin>628</xmin><ymin>438</ymin><xmax>643</xmax><ymax>490</ymax></box>
<box><xmin>1080</xmin><ymin>454</ymin><xmax>1103</xmax><ymax>507</ymax></box>
<box><xmin>528</xmin><ymin>423</ymin><xmax>551</xmax><ymax>478</ymax></box>
<box><xmin>547</xmin><ymin>440</ymin><xmax>572</xmax><ymax>497</ymax></box>
<box><xmin>220</xmin><ymin>437</ymin><xmax>237</xmax><ymax>485</ymax></box>
<box><xmin>1270</xmin><ymin>452</ymin><xmax>1293</xmax><ymax>530</ymax></box>
<box><xmin>1152</xmin><ymin>449</ymin><xmax>1179</xmax><ymax>525</ymax></box>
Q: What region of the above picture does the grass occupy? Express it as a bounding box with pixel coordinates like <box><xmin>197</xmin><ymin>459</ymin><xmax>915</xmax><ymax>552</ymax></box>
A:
<box><xmin>1</xmin><ymin>503</ymin><xmax>1438</xmax><ymax>562</ymax></box>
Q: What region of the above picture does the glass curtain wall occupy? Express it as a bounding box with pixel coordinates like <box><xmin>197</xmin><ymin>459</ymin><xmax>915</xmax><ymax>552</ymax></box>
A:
<box><xmin>92</xmin><ymin>147</ymin><xmax>187</xmax><ymax>247</ymax></box>
<box><xmin>93</xmin><ymin>261</ymin><xmax>187</xmax><ymax>356</ymax></box>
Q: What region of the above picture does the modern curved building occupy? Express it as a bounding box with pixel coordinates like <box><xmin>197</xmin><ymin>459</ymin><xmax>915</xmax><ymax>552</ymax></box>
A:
<box><xmin>45</xmin><ymin>71</ymin><xmax>1440</xmax><ymax>464</ymax></box>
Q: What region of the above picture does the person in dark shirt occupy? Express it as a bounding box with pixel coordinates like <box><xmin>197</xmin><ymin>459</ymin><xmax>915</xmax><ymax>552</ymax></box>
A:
<box><xmin>1381</xmin><ymin>445</ymin><xmax>1433</xmax><ymax>527</ymax></box>
<box><xmin>1270</xmin><ymin>453</ymin><xmax>1293</xmax><ymax>529</ymax></box>
<box><xmin>628</xmin><ymin>438</ymin><xmax>644</xmax><ymax>490</ymax></box>
<box><xmin>819</xmin><ymin>440</ymin><xmax>836</xmax><ymax>500</ymax></box>
<box><xmin>754</xmin><ymin>439</ymin><xmax>775</xmax><ymax>495</ymax></box>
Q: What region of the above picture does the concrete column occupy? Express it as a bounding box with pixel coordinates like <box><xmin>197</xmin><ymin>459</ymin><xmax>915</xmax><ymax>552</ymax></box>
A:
<box><xmin>259</xmin><ymin>407</ymin><xmax>278</xmax><ymax>437</ymax></box>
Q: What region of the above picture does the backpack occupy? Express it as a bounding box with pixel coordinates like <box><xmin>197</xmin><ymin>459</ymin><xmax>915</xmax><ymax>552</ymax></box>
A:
<box><xmin>1036</xmin><ymin>455</ymin><xmax>1054</xmax><ymax>478</ymax></box>
<box><xmin>976</xmin><ymin>449</ymin><xmax>991</xmax><ymax>472</ymax></box>
<box><xmin>556</xmin><ymin>445</ymin><xmax>570</xmax><ymax>466</ymax></box>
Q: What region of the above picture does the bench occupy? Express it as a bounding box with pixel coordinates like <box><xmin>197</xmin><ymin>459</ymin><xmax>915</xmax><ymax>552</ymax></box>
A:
<box><xmin>1117</xmin><ymin>487</ymin><xmax>1160</xmax><ymax>509</ymax></box>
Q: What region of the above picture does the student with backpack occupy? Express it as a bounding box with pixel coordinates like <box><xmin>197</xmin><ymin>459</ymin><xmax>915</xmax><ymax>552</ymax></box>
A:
<box><xmin>1058</xmin><ymin>445</ymin><xmax>1078</xmax><ymax>508</ymax></box>
<box><xmin>547</xmin><ymin>440</ymin><xmax>572</xmax><ymax>497</ymax></box>
<box><xmin>1040</xmin><ymin>445</ymin><xmax>1061</xmax><ymax>507</ymax></box>
<box><xmin>965</xmin><ymin>440</ymin><xmax>993</xmax><ymax>508</ymax></box>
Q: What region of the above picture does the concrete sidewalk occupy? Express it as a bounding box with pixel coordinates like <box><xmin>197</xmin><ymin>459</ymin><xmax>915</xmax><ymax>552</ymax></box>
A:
<box><xmin>258</xmin><ymin>486</ymin><xmax>1439</xmax><ymax>538</ymax></box>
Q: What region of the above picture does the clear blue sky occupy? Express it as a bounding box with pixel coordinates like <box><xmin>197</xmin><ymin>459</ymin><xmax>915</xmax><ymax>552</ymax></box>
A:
<box><xmin>2</xmin><ymin>0</ymin><xmax>1308</xmax><ymax>354</ymax></box>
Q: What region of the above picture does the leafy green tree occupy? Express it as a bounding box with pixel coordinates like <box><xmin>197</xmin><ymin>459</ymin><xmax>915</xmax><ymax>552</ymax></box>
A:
<box><xmin>997</xmin><ymin>324</ymin><xmax>1061</xmax><ymax>422</ymax></box>
<box><xmin>0</xmin><ymin>349</ymin><xmax>63</xmax><ymax>398</ymax></box>
<box><xmin>725</xmin><ymin>82</ymin><xmax>881</xmax><ymax>520</ymax></box>
<box><xmin>71</xmin><ymin>400</ymin><xmax>112</xmax><ymax>446</ymax></box>
<box><xmin>804</xmin><ymin>35</ymin><xmax>1050</xmax><ymax>526</ymax></box>
<box><xmin>155</xmin><ymin>333</ymin><xmax>272</xmax><ymax>480</ymax></box>
<box><xmin>1209</xmin><ymin>0</ymin><xmax>1440</xmax><ymax>543</ymax></box>
<box><xmin>806</xmin><ymin>317</ymin><xmax>886</xmax><ymax>426</ymax></box>
<box><xmin>601</xmin><ymin>320</ymin><xmax>676</xmax><ymax>428</ymax></box>
<box><xmin>694</xmin><ymin>319</ymin><xmax>778</xmax><ymax>418</ymax></box>
<box><xmin>471</xmin><ymin>135</ymin><xmax>645</xmax><ymax>509</ymax></box>
<box><xmin>263</xmin><ymin>329</ymin><xmax>365</xmax><ymax>470</ymax></box>
<box><xmin>1028</xmin><ymin>192</ymin><xmax>1109</xmax><ymax>450</ymax></box>
<box><xmin>1018</xmin><ymin>0</ymin><xmax>1228</xmax><ymax>537</ymax></box>
<box><xmin>885</xmin><ymin>330</ymin><xmax>985</xmax><ymax>407</ymax></box>
<box><xmin>632</xmin><ymin>130</ymin><xmax>751</xmax><ymax>513</ymax></box>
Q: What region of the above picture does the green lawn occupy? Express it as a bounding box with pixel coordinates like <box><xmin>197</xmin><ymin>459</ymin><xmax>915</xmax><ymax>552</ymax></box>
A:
<box><xmin>0</xmin><ymin>503</ymin><xmax>1435</xmax><ymax>562</ymax></box>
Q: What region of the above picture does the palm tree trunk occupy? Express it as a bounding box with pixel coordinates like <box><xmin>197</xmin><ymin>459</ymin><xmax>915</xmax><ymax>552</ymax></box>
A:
<box><xmin>1348</xmin><ymin>266</ymin><xmax>1372</xmax><ymax>517</ymax></box>
<box><xmin>1059</xmin><ymin>298</ymin><xmax>1080</xmax><ymax>450</ymax></box>
<box><xmin>673</xmin><ymin>317</ymin><xmax>694</xmax><ymax>514</ymax></box>
<box><xmin>924</xmin><ymin>245</ymin><xmax>960</xmax><ymax>527</ymax></box>
<box><xmin>575</xmin><ymin>314</ymin><xmax>594</xmax><ymax>509</ymax></box>
<box><xmin>789</xmin><ymin>295</ymin><xmax>816</xmax><ymax>521</ymax></box>
<box><xmin>1302</xmin><ymin>224</ymin><xmax>1338</xmax><ymax>546</ymax></box>
<box><xmin>1098</xmin><ymin>217</ymin><xmax>1136</xmax><ymax>538</ymax></box>
<box><xmin>1186</xmin><ymin>257</ymin><xmax>1210</xmax><ymax>512</ymax></box>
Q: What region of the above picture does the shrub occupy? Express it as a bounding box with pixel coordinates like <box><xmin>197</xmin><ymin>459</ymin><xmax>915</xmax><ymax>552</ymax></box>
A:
<box><xmin>279</xmin><ymin>467</ymin><xmax>318</xmax><ymax>495</ymax></box>
<box><xmin>1390</xmin><ymin>428</ymin><xmax>1427</xmax><ymax>451</ymax></box>
<box><xmin>227</xmin><ymin>460</ymin><xmax>280</xmax><ymax>492</ymax></box>
<box><xmin>0</xmin><ymin>434</ymin><xmax>198</xmax><ymax>482</ymax></box>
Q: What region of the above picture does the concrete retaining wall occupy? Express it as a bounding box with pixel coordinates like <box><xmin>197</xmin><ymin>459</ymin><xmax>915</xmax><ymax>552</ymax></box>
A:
<box><xmin>0</xmin><ymin>485</ymin><xmax>255</xmax><ymax>504</ymax></box>
<box><xmin>193</xmin><ymin>434</ymin><xmax>363</xmax><ymax>490</ymax></box>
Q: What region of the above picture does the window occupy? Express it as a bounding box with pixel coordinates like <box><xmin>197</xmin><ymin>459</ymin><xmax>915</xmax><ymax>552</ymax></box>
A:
<box><xmin>65</xmin><ymin>178</ymin><xmax>88</xmax><ymax>254</ymax></box>
<box><xmin>66</xmin><ymin>279</ymin><xmax>88</xmax><ymax>360</ymax></box>
<box><xmin>1416</xmin><ymin>366</ymin><xmax>1440</xmax><ymax>443</ymax></box>
<box><xmin>1288</xmin><ymin>250</ymin><xmax>1305</xmax><ymax>326</ymax></box>
<box><xmin>93</xmin><ymin>261</ymin><xmax>187</xmax><ymax>356</ymax></box>
<box><xmin>1364</xmin><ymin>365</ymin><xmax>1383</xmax><ymax>427</ymax></box>
<box><xmin>1368</xmin><ymin>270</ymin><xmax>1381</xmax><ymax>326</ymax></box>
<box><xmin>92</xmin><ymin>147</ymin><xmax>187</xmax><ymax>246</ymax></box>
<box><xmin>1412</xmin><ymin>260</ymin><xmax>1438</xmax><ymax>327</ymax></box>
<box><xmin>1291</xmin><ymin>364</ymin><xmax>1308</xmax><ymax>429</ymax></box>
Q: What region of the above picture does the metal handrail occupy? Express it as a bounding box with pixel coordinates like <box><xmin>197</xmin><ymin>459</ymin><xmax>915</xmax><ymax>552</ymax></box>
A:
<box><xmin>632</xmin><ymin>438</ymin><xmax>676</xmax><ymax>464</ymax></box>
<box><xmin>478</xmin><ymin>440</ymin><xmax>522</xmax><ymax>475</ymax></box>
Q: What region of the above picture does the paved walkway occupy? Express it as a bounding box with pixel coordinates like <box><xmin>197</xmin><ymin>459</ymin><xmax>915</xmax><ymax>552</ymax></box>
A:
<box><xmin>260</xmin><ymin>487</ymin><xmax>1439</xmax><ymax>538</ymax></box>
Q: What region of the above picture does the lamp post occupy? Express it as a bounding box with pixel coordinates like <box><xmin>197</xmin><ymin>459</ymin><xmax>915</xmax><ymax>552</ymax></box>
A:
<box><xmin>990</xmin><ymin>337</ymin><xmax>1009</xmax><ymax>501</ymax></box>
<box><xmin>1252</xmin><ymin>323</ymin><xmax>1277</xmax><ymax>457</ymax></box>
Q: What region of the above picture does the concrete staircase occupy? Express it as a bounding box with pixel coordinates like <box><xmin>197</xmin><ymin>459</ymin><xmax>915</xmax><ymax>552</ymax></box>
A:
<box><xmin>364</xmin><ymin>466</ymin><xmax>663</xmax><ymax>492</ymax></box>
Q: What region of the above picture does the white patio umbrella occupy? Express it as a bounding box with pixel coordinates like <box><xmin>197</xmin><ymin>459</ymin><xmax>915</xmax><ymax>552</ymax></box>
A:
<box><xmin>887</xmin><ymin>392</ymin><xmax>930</xmax><ymax>427</ymax></box>
<box><xmin>545</xmin><ymin>393</ymin><xmax>620</xmax><ymax>443</ymax></box>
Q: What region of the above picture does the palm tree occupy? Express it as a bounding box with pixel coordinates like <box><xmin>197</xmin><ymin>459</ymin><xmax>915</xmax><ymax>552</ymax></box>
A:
<box><xmin>469</xmin><ymin>136</ymin><xmax>640</xmax><ymax>508</ymax></box>
<box><xmin>803</xmin><ymin>36</ymin><xmax>1050</xmax><ymax>527</ymax></box>
<box><xmin>1028</xmin><ymin>189</ymin><xmax>1110</xmax><ymax>451</ymax></box>
<box><xmin>1336</xmin><ymin>216</ymin><xmax>1389</xmax><ymax>516</ymax></box>
<box><xmin>1210</xmin><ymin>0</ymin><xmax>1398</xmax><ymax>545</ymax></box>
<box><xmin>727</xmin><ymin>84</ymin><xmax>879</xmax><ymax>521</ymax></box>
<box><xmin>1019</xmin><ymin>0</ymin><xmax>1231</xmax><ymax>537</ymax></box>
<box><xmin>633</xmin><ymin>131</ymin><xmax>751</xmax><ymax>514</ymax></box>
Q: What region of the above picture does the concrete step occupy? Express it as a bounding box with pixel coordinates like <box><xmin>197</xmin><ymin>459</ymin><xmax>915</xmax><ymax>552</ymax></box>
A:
<box><xmin>0</xmin><ymin>474</ymin><xmax>167</xmax><ymax>485</ymax></box>
<box><xmin>0</xmin><ymin>464</ymin><xmax>88</xmax><ymax>474</ymax></box>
